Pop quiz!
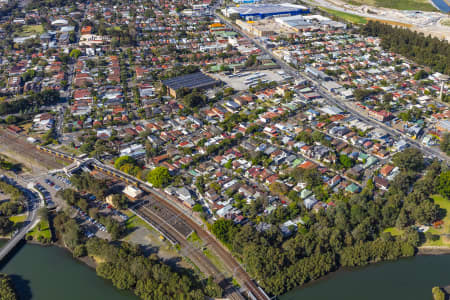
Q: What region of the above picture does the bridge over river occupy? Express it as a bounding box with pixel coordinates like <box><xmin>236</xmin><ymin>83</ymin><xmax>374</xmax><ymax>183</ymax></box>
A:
<box><xmin>0</xmin><ymin>180</ymin><xmax>42</xmax><ymax>262</ymax></box>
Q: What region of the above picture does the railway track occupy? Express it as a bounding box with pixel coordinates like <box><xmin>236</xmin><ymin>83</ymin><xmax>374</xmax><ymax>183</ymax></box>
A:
<box><xmin>0</xmin><ymin>129</ymin><xmax>64</xmax><ymax>170</ymax></box>
<box><xmin>135</xmin><ymin>205</ymin><xmax>225</xmax><ymax>281</ymax></box>
<box><xmin>138</xmin><ymin>186</ymin><xmax>269</xmax><ymax>300</ymax></box>
<box><xmin>133</xmin><ymin>201</ymin><xmax>246</xmax><ymax>299</ymax></box>
<box><xmin>35</xmin><ymin>146</ymin><xmax>269</xmax><ymax>299</ymax></box>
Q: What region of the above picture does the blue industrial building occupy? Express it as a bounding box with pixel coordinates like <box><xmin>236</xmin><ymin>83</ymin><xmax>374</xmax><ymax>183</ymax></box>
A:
<box><xmin>225</xmin><ymin>4</ymin><xmax>310</xmax><ymax>20</ymax></box>
<box><xmin>233</xmin><ymin>0</ymin><xmax>262</xmax><ymax>4</ymax></box>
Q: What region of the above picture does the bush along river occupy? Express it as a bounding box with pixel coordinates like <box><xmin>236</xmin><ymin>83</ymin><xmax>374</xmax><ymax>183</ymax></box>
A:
<box><xmin>0</xmin><ymin>241</ymin><xmax>138</xmax><ymax>300</ymax></box>
<box><xmin>281</xmin><ymin>254</ymin><xmax>450</xmax><ymax>300</ymax></box>
<box><xmin>1</xmin><ymin>239</ymin><xmax>450</xmax><ymax>300</ymax></box>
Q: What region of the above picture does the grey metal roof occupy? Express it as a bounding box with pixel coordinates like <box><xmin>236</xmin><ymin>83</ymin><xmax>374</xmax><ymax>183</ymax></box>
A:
<box><xmin>162</xmin><ymin>72</ymin><xmax>218</xmax><ymax>91</ymax></box>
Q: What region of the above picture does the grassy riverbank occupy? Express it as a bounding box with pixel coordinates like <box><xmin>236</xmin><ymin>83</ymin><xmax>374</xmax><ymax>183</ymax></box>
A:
<box><xmin>319</xmin><ymin>7</ymin><xmax>368</xmax><ymax>24</ymax></box>
<box><xmin>424</xmin><ymin>195</ymin><xmax>450</xmax><ymax>247</ymax></box>
<box><xmin>343</xmin><ymin>0</ymin><xmax>438</xmax><ymax>11</ymax></box>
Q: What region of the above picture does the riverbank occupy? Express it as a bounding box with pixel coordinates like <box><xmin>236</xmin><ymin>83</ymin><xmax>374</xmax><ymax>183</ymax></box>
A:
<box><xmin>1</xmin><ymin>243</ymin><xmax>138</xmax><ymax>300</ymax></box>
<box><xmin>418</xmin><ymin>246</ymin><xmax>450</xmax><ymax>255</ymax></box>
<box><xmin>1</xmin><ymin>236</ymin><xmax>98</xmax><ymax>270</ymax></box>
<box><xmin>281</xmin><ymin>254</ymin><xmax>450</xmax><ymax>300</ymax></box>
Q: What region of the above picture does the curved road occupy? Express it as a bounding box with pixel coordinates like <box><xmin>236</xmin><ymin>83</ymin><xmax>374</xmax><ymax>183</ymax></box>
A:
<box><xmin>0</xmin><ymin>180</ymin><xmax>41</xmax><ymax>261</ymax></box>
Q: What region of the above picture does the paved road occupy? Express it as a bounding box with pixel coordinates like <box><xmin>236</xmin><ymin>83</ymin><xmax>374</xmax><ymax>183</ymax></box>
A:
<box><xmin>215</xmin><ymin>12</ymin><xmax>449</xmax><ymax>163</ymax></box>
<box><xmin>0</xmin><ymin>179</ymin><xmax>41</xmax><ymax>261</ymax></box>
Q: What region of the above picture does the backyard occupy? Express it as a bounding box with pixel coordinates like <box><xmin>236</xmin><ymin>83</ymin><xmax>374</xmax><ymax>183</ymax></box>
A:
<box><xmin>18</xmin><ymin>25</ymin><xmax>44</xmax><ymax>37</ymax></box>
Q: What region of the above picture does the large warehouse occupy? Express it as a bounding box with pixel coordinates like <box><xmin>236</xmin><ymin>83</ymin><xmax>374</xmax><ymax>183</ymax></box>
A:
<box><xmin>162</xmin><ymin>72</ymin><xmax>220</xmax><ymax>97</ymax></box>
<box><xmin>224</xmin><ymin>3</ymin><xmax>309</xmax><ymax>20</ymax></box>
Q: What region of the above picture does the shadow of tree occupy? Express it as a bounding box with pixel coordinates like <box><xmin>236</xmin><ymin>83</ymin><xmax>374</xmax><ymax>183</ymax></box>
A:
<box><xmin>9</xmin><ymin>274</ymin><xmax>32</xmax><ymax>300</ymax></box>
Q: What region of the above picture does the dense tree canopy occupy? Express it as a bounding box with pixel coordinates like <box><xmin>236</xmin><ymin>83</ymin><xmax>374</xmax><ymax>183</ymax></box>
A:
<box><xmin>0</xmin><ymin>273</ymin><xmax>18</xmax><ymax>300</ymax></box>
<box><xmin>361</xmin><ymin>21</ymin><xmax>450</xmax><ymax>75</ymax></box>
<box><xmin>440</xmin><ymin>133</ymin><xmax>450</xmax><ymax>156</ymax></box>
<box><xmin>147</xmin><ymin>166</ymin><xmax>172</xmax><ymax>188</ymax></box>
<box><xmin>114</xmin><ymin>156</ymin><xmax>136</xmax><ymax>169</ymax></box>
<box><xmin>210</xmin><ymin>150</ymin><xmax>443</xmax><ymax>296</ymax></box>
<box><xmin>0</xmin><ymin>90</ymin><xmax>60</xmax><ymax>115</ymax></box>
<box><xmin>392</xmin><ymin>148</ymin><xmax>424</xmax><ymax>172</ymax></box>
<box><xmin>85</xmin><ymin>238</ymin><xmax>222</xmax><ymax>299</ymax></box>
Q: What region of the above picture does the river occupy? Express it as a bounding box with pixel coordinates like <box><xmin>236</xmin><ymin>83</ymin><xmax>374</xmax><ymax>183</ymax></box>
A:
<box><xmin>0</xmin><ymin>242</ymin><xmax>138</xmax><ymax>300</ymax></box>
<box><xmin>282</xmin><ymin>254</ymin><xmax>450</xmax><ymax>300</ymax></box>
<box><xmin>430</xmin><ymin>0</ymin><xmax>450</xmax><ymax>12</ymax></box>
<box><xmin>1</xmin><ymin>242</ymin><xmax>450</xmax><ymax>300</ymax></box>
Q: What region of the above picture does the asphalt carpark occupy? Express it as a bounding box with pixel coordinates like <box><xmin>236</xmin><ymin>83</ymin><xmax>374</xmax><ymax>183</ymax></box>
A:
<box><xmin>75</xmin><ymin>209</ymin><xmax>110</xmax><ymax>240</ymax></box>
<box><xmin>212</xmin><ymin>69</ymin><xmax>287</xmax><ymax>91</ymax></box>
<box><xmin>34</xmin><ymin>172</ymin><xmax>73</xmax><ymax>208</ymax></box>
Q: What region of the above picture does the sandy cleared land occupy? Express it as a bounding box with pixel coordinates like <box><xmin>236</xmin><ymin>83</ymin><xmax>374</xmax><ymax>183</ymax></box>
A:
<box><xmin>440</xmin><ymin>18</ymin><xmax>450</xmax><ymax>26</ymax></box>
<box><xmin>309</xmin><ymin>0</ymin><xmax>450</xmax><ymax>41</ymax></box>
<box><xmin>345</xmin><ymin>0</ymin><xmax>437</xmax><ymax>11</ymax></box>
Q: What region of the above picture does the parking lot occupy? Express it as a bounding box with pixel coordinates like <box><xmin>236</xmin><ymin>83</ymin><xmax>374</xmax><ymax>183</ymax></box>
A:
<box><xmin>34</xmin><ymin>172</ymin><xmax>73</xmax><ymax>209</ymax></box>
<box><xmin>74</xmin><ymin>206</ymin><xmax>109</xmax><ymax>239</ymax></box>
<box><xmin>34</xmin><ymin>183</ymin><xmax>56</xmax><ymax>209</ymax></box>
<box><xmin>74</xmin><ymin>196</ymin><xmax>129</xmax><ymax>240</ymax></box>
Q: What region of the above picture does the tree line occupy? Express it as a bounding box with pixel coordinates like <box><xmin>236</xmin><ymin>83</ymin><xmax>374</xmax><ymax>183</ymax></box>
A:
<box><xmin>86</xmin><ymin>238</ymin><xmax>222</xmax><ymax>299</ymax></box>
<box><xmin>0</xmin><ymin>179</ymin><xmax>25</xmax><ymax>235</ymax></box>
<box><xmin>0</xmin><ymin>90</ymin><xmax>60</xmax><ymax>116</ymax></box>
<box><xmin>360</xmin><ymin>21</ymin><xmax>450</xmax><ymax>75</ymax></box>
<box><xmin>52</xmin><ymin>215</ymin><xmax>224</xmax><ymax>300</ymax></box>
<box><xmin>0</xmin><ymin>273</ymin><xmax>18</xmax><ymax>300</ymax></box>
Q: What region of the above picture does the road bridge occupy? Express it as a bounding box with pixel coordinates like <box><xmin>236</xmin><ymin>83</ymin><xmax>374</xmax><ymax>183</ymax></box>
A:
<box><xmin>0</xmin><ymin>181</ymin><xmax>42</xmax><ymax>262</ymax></box>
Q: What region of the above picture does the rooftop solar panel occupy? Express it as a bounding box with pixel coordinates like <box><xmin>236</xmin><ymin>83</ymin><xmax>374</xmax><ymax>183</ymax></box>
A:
<box><xmin>162</xmin><ymin>72</ymin><xmax>218</xmax><ymax>90</ymax></box>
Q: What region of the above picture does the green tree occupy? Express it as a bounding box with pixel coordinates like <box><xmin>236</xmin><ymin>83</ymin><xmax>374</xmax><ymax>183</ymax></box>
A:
<box><xmin>437</xmin><ymin>171</ymin><xmax>450</xmax><ymax>199</ymax></box>
<box><xmin>432</xmin><ymin>287</ymin><xmax>445</xmax><ymax>300</ymax></box>
<box><xmin>114</xmin><ymin>156</ymin><xmax>136</xmax><ymax>169</ymax></box>
<box><xmin>211</xmin><ymin>218</ymin><xmax>234</xmax><ymax>244</ymax></box>
<box><xmin>147</xmin><ymin>167</ymin><xmax>172</xmax><ymax>188</ymax></box>
<box><xmin>440</xmin><ymin>133</ymin><xmax>450</xmax><ymax>155</ymax></box>
<box><xmin>0</xmin><ymin>273</ymin><xmax>18</xmax><ymax>300</ymax></box>
<box><xmin>69</xmin><ymin>49</ymin><xmax>82</xmax><ymax>59</ymax></box>
<box><xmin>392</xmin><ymin>148</ymin><xmax>423</xmax><ymax>172</ymax></box>
<box><xmin>414</xmin><ymin>70</ymin><xmax>428</xmax><ymax>80</ymax></box>
<box><xmin>339</xmin><ymin>154</ymin><xmax>354</xmax><ymax>168</ymax></box>
<box><xmin>0</xmin><ymin>217</ymin><xmax>13</xmax><ymax>235</ymax></box>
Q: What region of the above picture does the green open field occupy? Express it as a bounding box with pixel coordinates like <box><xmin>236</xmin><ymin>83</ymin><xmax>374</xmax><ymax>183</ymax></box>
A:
<box><xmin>187</xmin><ymin>231</ymin><xmax>202</xmax><ymax>247</ymax></box>
<box><xmin>124</xmin><ymin>211</ymin><xmax>155</xmax><ymax>232</ymax></box>
<box><xmin>10</xmin><ymin>214</ymin><xmax>27</xmax><ymax>229</ymax></box>
<box><xmin>319</xmin><ymin>7</ymin><xmax>368</xmax><ymax>24</ymax></box>
<box><xmin>343</xmin><ymin>0</ymin><xmax>437</xmax><ymax>11</ymax></box>
<box><xmin>383</xmin><ymin>195</ymin><xmax>450</xmax><ymax>247</ymax></box>
<box><xmin>203</xmin><ymin>248</ymin><xmax>230</xmax><ymax>277</ymax></box>
<box><xmin>18</xmin><ymin>25</ymin><xmax>44</xmax><ymax>37</ymax></box>
<box><xmin>383</xmin><ymin>227</ymin><xmax>404</xmax><ymax>236</ymax></box>
<box><xmin>26</xmin><ymin>220</ymin><xmax>52</xmax><ymax>241</ymax></box>
<box><xmin>424</xmin><ymin>195</ymin><xmax>450</xmax><ymax>247</ymax></box>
